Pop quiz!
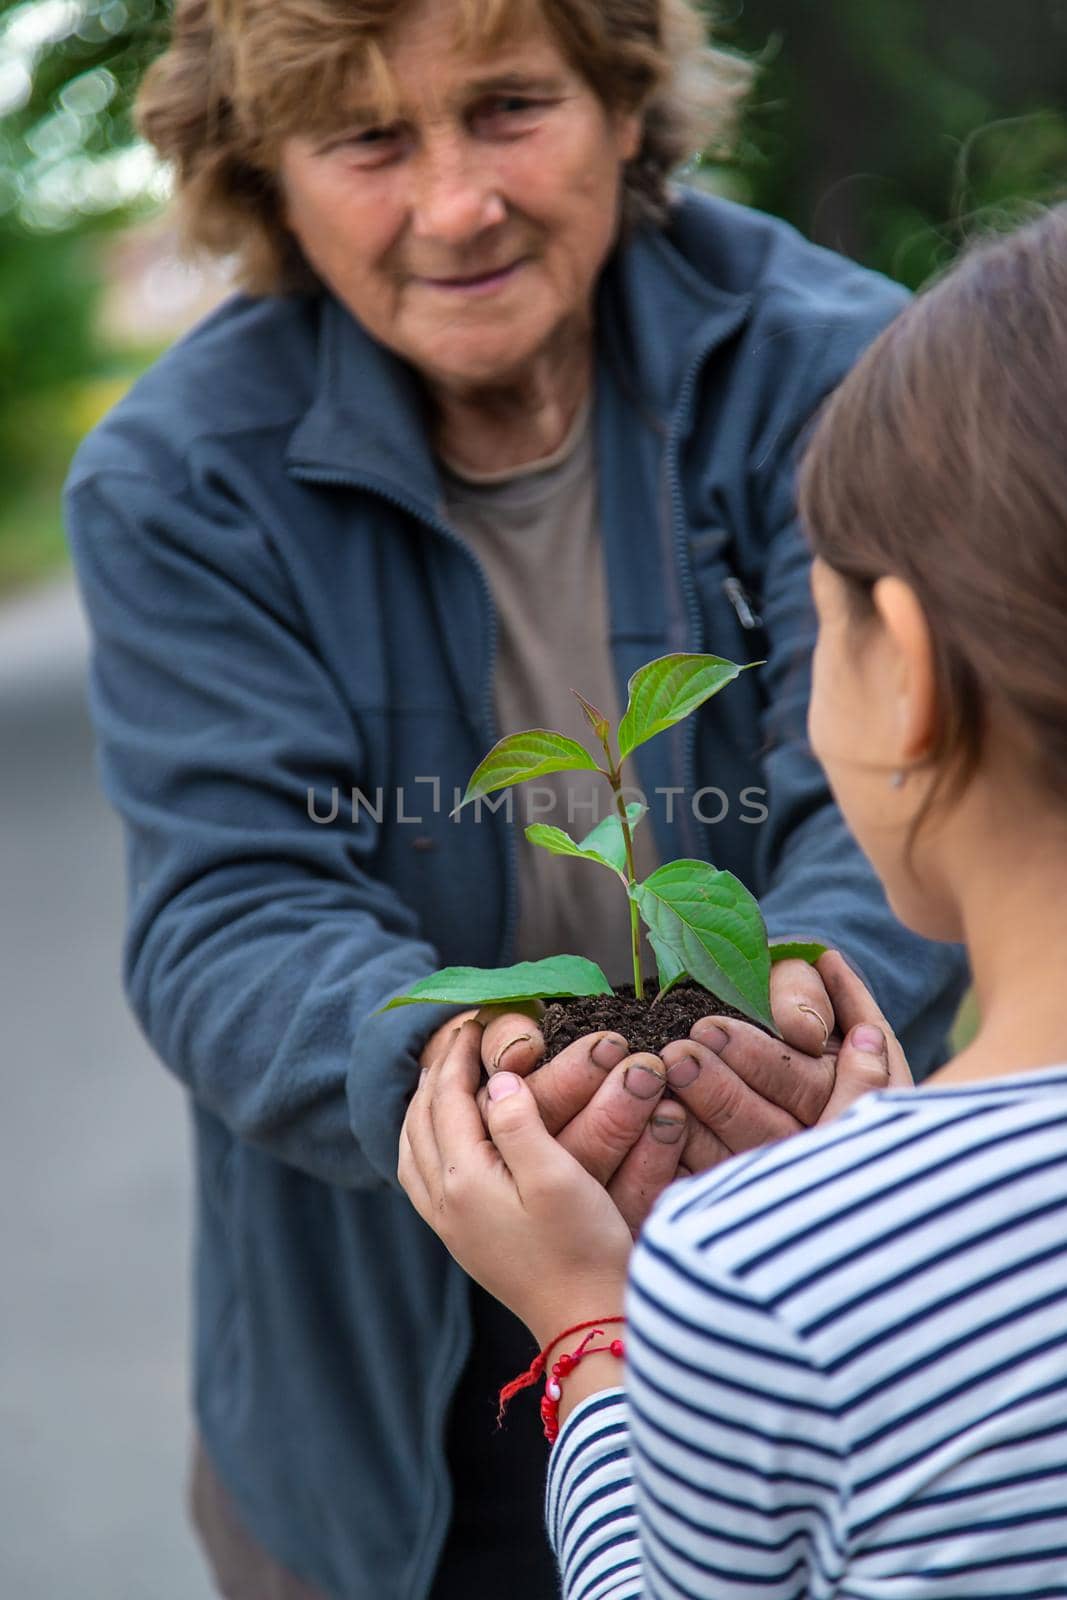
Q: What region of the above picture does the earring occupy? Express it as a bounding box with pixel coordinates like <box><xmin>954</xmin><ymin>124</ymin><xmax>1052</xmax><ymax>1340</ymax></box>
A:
<box><xmin>889</xmin><ymin>770</ymin><xmax>908</xmax><ymax>790</ymax></box>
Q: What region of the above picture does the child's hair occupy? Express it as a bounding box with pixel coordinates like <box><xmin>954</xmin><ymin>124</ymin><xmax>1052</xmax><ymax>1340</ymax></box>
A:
<box><xmin>798</xmin><ymin>204</ymin><xmax>1067</xmax><ymax>822</ymax></box>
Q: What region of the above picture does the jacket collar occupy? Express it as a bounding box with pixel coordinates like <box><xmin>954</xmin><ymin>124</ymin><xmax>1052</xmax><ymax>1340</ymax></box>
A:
<box><xmin>285</xmin><ymin>191</ymin><xmax>752</xmax><ymax>505</ymax></box>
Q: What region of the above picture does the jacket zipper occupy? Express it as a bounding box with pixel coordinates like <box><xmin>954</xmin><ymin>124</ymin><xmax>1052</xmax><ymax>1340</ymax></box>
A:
<box><xmin>666</xmin><ymin>342</ymin><xmax>721</xmax><ymax>865</ymax></box>
<box><xmin>288</xmin><ymin>468</ymin><xmax>520</xmax><ymax>965</ymax></box>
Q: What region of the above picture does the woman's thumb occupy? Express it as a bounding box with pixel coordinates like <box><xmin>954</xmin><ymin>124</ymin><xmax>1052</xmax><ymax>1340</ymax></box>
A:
<box><xmin>819</xmin><ymin>1024</ymin><xmax>892</xmax><ymax>1123</ymax></box>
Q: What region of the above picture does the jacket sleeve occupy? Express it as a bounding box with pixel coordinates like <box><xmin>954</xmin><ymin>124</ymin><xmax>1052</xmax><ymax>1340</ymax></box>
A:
<box><xmin>748</xmin><ymin>314</ymin><xmax>969</xmax><ymax>1074</ymax></box>
<box><xmin>64</xmin><ymin>467</ymin><xmax>464</xmax><ymax>1190</ymax></box>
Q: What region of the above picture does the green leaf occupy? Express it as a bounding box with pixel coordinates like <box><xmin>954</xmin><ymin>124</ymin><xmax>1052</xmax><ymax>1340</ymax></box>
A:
<box><xmin>631</xmin><ymin>860</ymin><xmax>776</xmax><ymax>1032</ymax></box>
<box><xmin>617</xmin><ymin>653</ymin><xmax>759</xmax><ymax>761</ymax></box>
<box><xmin>525</xmin><ymin>803</ymin><xmax>646</xmax><ymax>877</ymax></box>
<box><xmin>379</xmin><ymin>956</ymin><xmax>613</xmax><ymax>1011</ymax></box>
<box><xmin>647</xmin><ymin>934</ymin><xmax>689</xmax><ymax>997</ymax></box>
<box><xmin>769</xmin><ymin>941</ymin><xmax>828</xmax><ymax>967</ymax></box>
<box><xmin>576</xmin><ymin>802</ymin><xmax>647</xmax><ymax>872</ymax></box>
<box><xmin>524</xmin><ymin>824</ymin><xmax>619</xmax><ymax>874</ymax></box>
<box><xmin>453</xmin><ymin>730</ymin><xmax>600</xmax><ymax>815</ymax></box>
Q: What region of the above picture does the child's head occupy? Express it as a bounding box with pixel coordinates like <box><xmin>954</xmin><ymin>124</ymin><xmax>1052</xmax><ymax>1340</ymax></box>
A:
<box><xmin>799</xmin><ymin>205</ymin><xmax>1067</xmax><ymax>942</ymax></box>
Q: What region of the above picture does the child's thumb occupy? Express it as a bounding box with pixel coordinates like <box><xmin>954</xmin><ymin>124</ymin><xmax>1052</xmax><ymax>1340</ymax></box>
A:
<box><xmin>485</xmin><ymin>1071</ymin><xmax>559</xmax><ymax>1175</ymax></box>
<box><xmin>820</xmin><ymin>1024</ymin><xmax>892</xmax><ymax>1123</ymax></box>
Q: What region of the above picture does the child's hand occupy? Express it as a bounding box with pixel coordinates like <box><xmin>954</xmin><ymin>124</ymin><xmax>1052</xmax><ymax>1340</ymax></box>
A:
<box><xmin>399</xmin><ymin>1021</ymin><xmax>633</xmax><ymax>1346</ymax></box>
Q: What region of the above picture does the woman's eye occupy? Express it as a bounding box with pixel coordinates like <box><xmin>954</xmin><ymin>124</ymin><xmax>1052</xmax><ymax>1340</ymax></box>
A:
<box><xmin>332</xmin><ymin>125</ymin><xmax>403</xmax><ymax>160</ymax></box>
<box><xmin>474</xmin><ymin>96</ymin><xmax>548</xmax><ymax>129</ymax></box>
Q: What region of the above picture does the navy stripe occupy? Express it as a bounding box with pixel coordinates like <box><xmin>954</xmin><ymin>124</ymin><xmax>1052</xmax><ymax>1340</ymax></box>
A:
<box><xmin>665</xmin><ymin>1108</ymin><xmax>914</xmax><ymax>1227</ymax></box>
<box><xmin>557</xmin><ymin>1480</ymin><xmax>636</xmax><ymax>1573</ymax></box>
<box><xmin>556</xmin><ymin>1452</ymin><xmax>630</xmax><ymax>1554</ymax></box>
<box><xmin>906</xmin><ymin>1541</ymin><xmax>1067</xmax><ymax>1576</ymax></box>
<box><xmin>852</xmin><ymin>1372</ymin><xmax>1067</xmax><ymax>1494</ymax></box>
<box><xmin>626</xmin><ymin>1348</ymin><xmax>844</xmax><ymax>1459</ymax></box>
<box><xmin>806</xmin><ymin>1190</ymin><xmax>1067</xmax><ymax>1342</ymax></box>
<box><xmin>847</xmin><ymin>1280</ymin><xmax>1067</xmax><ymax>1409</ymax></box>
<box><xmin>564</xmin><ymin>1537</ymin><xmax>642</xmax><ymax>1598</ymax></box>
<box><xmin>632</xmin><ymin>1436</ymin><xmax>831</xmax><ymax>1526</ymax></box>
<box><xmin>852</xmin><ymin>1324</ymin><xmax>1067</xmax><ymax>1454</ymax></box>
<box><xmin>640</xmin><ymin>1519</ymin><xmax>810</xmax><ymax>1594</ymax></box>
<box><xmin>851</xmin><ymin>1459</ymin><xmax>1067</xmax><ymax>1536</ymax></box>
<box><xmin>863</xmin><ymin>1504</ymin><xmax>1067</xmax><ymax>1555</ymax></box>
<box><xmin>697</xmin><ymin>1107</ymin><xmax>998</xmax><ymax>1254</ymax></box>
<box><xmin>637</xmin><ymin>1466</ymin><xmax>838</xmax><ymax>1558</ymax></box>
<box><xmin>629</xmin><ymin>1250</ymin><xmax>811</xmax><ymax>1373</ymax></box>
<box><xmin>626</xmin><ymin>1384</ymin><xmax>840</xmax><ymax>1491</ymax></box>
<box><xmin>764</xmin><ymin>1143</ymin><xmax>1067</xmax><ymax>1311</ymax></box>
<box><xmin>627</xmin><ymin>1283</ymin><xmax>836</xmax><ymax>1418</ymax></box>
<box><xmin>634</xmin><ymin>1231</ymin><xmax>807</xmax><ymax>1328</ymax></box>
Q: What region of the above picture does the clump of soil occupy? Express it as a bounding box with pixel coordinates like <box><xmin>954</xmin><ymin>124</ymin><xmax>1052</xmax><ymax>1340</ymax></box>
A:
<box><xmin>541</xmin><ymin>979</ymin><xmax>757</xmax><ymax>1064</ymax></box>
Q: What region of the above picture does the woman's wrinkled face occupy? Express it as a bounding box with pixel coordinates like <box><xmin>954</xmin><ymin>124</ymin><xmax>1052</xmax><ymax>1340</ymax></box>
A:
<box><xmin>277</xmin><ymin>0</ymin><xmax>640</xmax><ymax>391</ymax></box>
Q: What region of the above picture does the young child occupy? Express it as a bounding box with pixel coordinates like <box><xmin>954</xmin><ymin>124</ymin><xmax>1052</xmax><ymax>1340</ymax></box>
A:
<box><xmin>399</xmin><ymin>206</ymin><xmax>1067</xmax><ymax>1597</ymax></box>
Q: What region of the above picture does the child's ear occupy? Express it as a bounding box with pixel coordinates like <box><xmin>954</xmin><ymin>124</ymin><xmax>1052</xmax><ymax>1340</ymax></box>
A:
<box><xmin>872</xmin><ymin>577</ymin><xmax>938</xmax><ymax>763</ymax></box>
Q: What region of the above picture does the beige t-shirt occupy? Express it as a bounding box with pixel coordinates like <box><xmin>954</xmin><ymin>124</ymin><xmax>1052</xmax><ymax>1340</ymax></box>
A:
<box><xmin>440</xmin><ymin>399</ymin><xmax>660</xmax><ymax>988</ymax></box>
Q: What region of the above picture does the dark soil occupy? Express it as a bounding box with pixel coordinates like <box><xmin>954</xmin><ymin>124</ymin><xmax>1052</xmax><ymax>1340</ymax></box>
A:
<box><xmin>541</xmin><ymin>979</ymin><xmax>760</xmax><ymax>1064</ymax></box>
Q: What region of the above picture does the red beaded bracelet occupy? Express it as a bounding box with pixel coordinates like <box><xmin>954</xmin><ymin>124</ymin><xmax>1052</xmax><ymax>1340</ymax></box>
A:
<box><xmin>496</xmin><ymin>1316</ymin><xmax>627</xmax><ymax>1445</ymax></box>
<box><xmin>539</xmin><ymin>1329</ymin><xmax>626</xmax><ymax>1444</ymax></box>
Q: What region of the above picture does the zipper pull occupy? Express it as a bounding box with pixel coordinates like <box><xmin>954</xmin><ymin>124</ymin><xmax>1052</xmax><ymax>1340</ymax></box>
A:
<box><xmin>723</xmin><ymin>576</ymin><xmax>762</xmax><ymax>631</ymax></box>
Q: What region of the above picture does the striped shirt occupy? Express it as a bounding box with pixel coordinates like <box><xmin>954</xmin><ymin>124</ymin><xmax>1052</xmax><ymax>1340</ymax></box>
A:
<box><xmin>545</xmin><ymin>1068</ymin><xmax>1067</xmax><ymax>1598</ymax></box>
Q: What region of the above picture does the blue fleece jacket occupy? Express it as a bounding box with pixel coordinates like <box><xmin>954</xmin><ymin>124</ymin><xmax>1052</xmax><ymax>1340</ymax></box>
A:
<box><xmin>64</xmin><ymin>190</ymin><xmax>968</xmax><ymax>1599</ymax></box>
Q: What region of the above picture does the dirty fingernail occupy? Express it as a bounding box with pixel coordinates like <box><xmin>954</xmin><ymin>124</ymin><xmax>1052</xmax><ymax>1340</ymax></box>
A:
<box><xmin>667</xmin><ymin>1054</ymin><xmax>701</xmax><ymax>1089</ymax></box>
<box><xmin>592</xmin><ymin>1033</ymin><xmax>628</xmax><ymax>1069</ymax></box>
<box><xmin>623</xmin><ymin>1061</ymin><xmax>665</xmax><ymax>1099</ymax></box>
<box><xmin>852</xmin><ymin>1025</ymin><xmax>885</xmax><ymax>1055</ymax></box>
<box><xmin>650</xmin><ymin>1113</ymin><xmax>686</xmax><ymax>1144</ymax></box>
<box><xmin>691</xmin><ymin>1021</ymin><xmax>728</xmax><ymax>1054</ymax></box>
<box><xmin>492</xmin><ymin>1034</ymin><xmax>533</xmax><ymax>1072</ymax></box>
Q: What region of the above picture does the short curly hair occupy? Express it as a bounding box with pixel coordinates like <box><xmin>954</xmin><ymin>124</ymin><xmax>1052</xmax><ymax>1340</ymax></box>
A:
<box><xmin>136</xmin><ymin>0</ymin><xmax>752</xmax><ymax>294</ymax></box>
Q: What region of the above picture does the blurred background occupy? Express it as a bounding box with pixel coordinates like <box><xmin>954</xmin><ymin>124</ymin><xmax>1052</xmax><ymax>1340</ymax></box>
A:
<box><xmin>0</xmin><ymin>0</ymin><xmax>1062</xmax><ymax>1593</ymax></box>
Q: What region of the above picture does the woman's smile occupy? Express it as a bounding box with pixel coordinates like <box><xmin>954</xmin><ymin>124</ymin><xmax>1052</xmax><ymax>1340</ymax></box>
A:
<box><xmin>415</xmin><ymin>257</ymin><xmax>529</xmax><ymax>296</ymax></box>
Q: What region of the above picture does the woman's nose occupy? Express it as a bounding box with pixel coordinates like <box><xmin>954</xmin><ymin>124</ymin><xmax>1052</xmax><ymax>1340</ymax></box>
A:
<box><xmin>409</xmin><ymin>134</ymin><xmax>506</xmax><ymax>244</ymax></box>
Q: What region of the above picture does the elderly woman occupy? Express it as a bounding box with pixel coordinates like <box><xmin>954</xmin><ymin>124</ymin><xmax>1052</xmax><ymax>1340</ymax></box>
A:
<box><xmin>64</xmin><ymin>1</ymin><xmax>966</xmax><ymax>1597</ymax></box>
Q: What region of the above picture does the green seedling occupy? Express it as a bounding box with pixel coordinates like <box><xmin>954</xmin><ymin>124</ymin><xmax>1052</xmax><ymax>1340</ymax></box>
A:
<box><xmin>383</xmin><ymin>653</ymin><xmax>825</xmax><ymax>1033</ymax></box>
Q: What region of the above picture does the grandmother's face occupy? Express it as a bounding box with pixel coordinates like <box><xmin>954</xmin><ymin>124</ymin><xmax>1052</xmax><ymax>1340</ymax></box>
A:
<box><xmin>277</xmin><ymin>0</ymin><xmax>641</xmax><ymax>391</ymax></box>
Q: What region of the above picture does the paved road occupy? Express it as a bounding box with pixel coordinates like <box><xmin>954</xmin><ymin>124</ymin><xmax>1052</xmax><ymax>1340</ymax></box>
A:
<box><xmin>0</xmin><ymin>575</ymin><xmax>214</xmax><ymax>1599</ymax></box>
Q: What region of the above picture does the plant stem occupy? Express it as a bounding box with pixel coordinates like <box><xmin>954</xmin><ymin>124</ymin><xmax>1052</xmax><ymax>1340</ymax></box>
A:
<box><xmin>607</xmin><ymin>766</ymin><xmax>644</xmax><ymax>998</ymax></box>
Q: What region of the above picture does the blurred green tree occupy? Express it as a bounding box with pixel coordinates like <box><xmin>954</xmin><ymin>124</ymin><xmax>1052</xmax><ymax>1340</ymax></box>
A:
<box><xmin>716</xmin><ymin>0</ymin><xmax>1067</xmax><ymax>286</ymax></box>
<box><xmin>0</xmin><ymin>0</ymin><xmax>168</xmax><ymax>578</ymax></box>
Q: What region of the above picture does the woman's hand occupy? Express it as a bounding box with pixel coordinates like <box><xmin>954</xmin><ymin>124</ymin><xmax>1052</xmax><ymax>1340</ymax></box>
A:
<box><xmin>662</xmin><ymin>949</ymin><xmax>913</xmax><ymax>1171</ymax></box>
<box><xmin>815</xmin><ymin>948</ymin><xmax>913</xmax><ymax>1105</ymax></box>
<box><xmin>400</xmin><ymin>1020</ymin><xmax>633</xmax><ymax>1347</ymax></box>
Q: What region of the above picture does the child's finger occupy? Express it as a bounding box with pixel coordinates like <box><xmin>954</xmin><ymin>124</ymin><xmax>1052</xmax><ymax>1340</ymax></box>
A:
<box><xmin>397</xmin><ymin>1119</ymin><xmax>434</xmax><ymax>1224</ymax></box>
<box><xmin>483</xmin><ymin>1071</ymin><xmax>583</xmax><ymax>1206</ymax></box>
<box><xmin>819</xmin><ymin>1022</ymin><xmax>903</xmax><ymax>1123</ymax></box>
<box><xmin>427</xmin><ymin>1020</ymin><xmax>494</xmax><ymax>1167</ymax></box>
